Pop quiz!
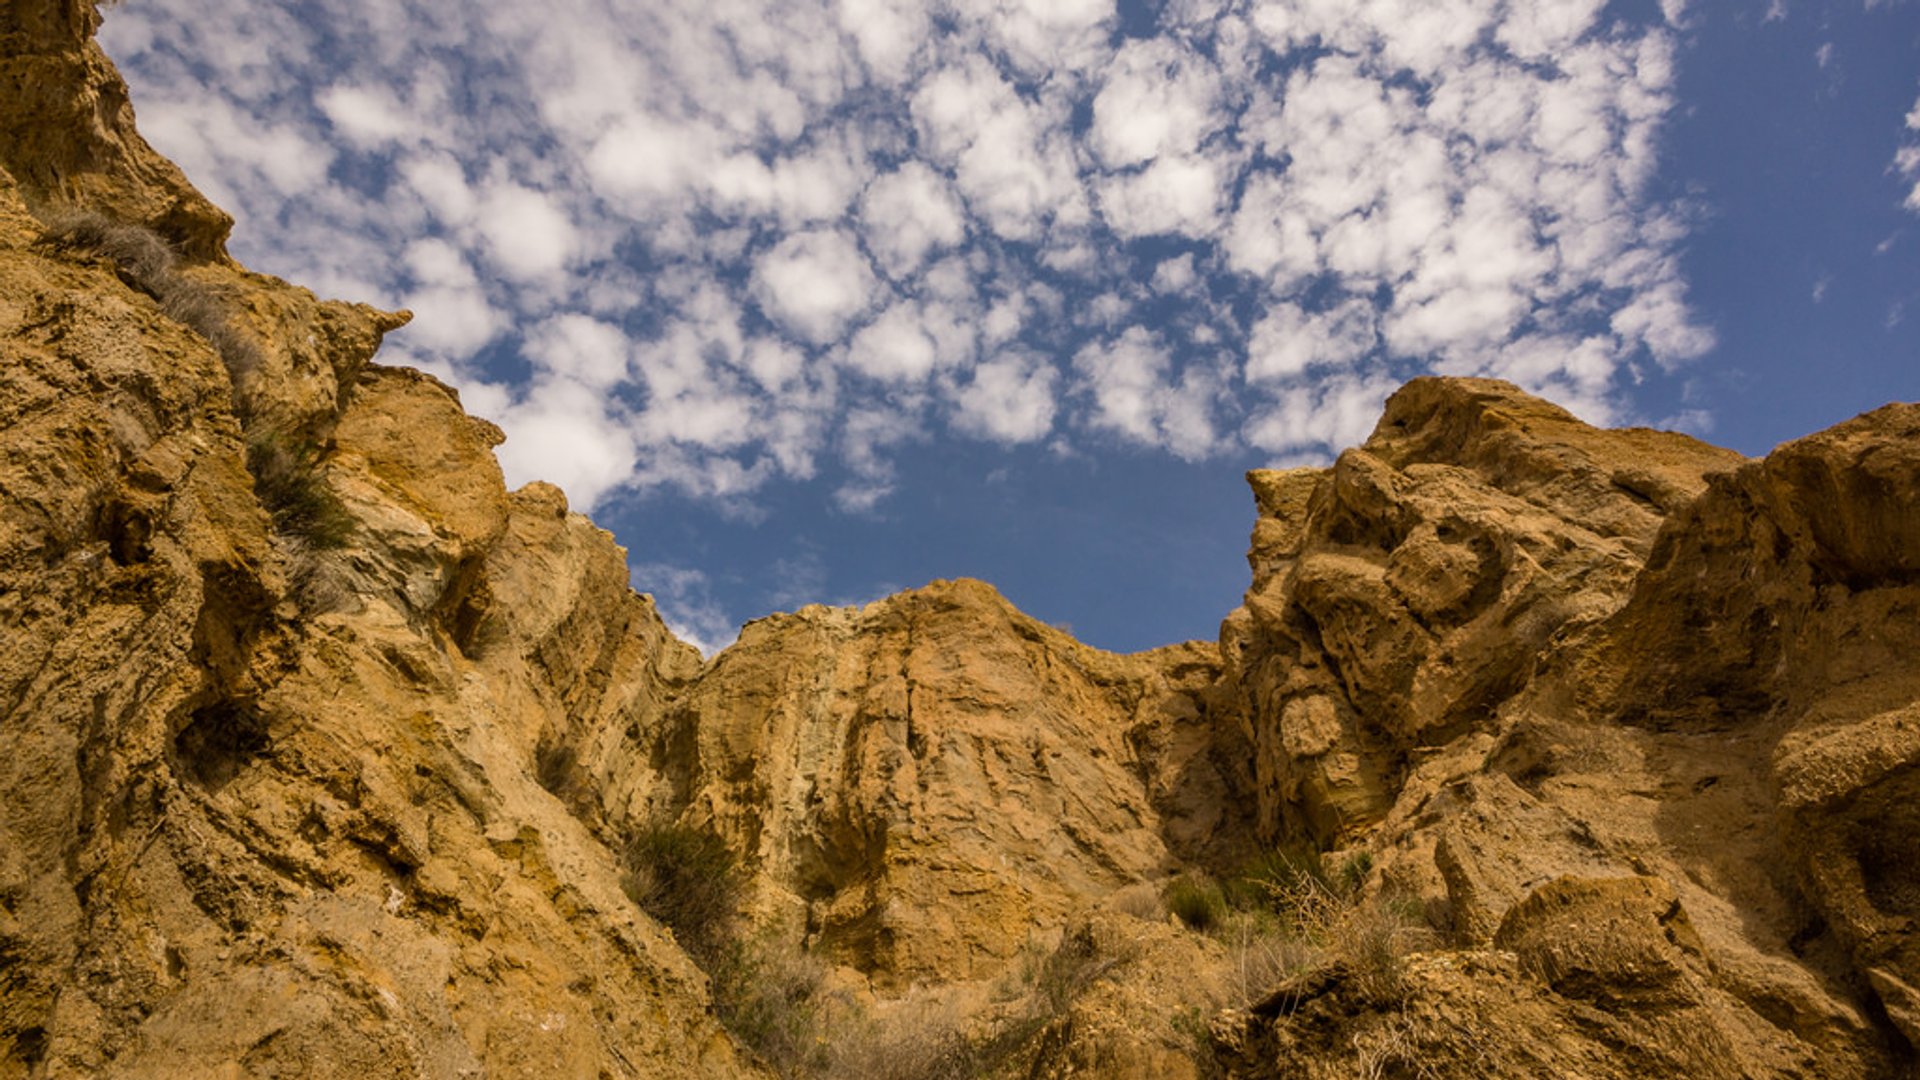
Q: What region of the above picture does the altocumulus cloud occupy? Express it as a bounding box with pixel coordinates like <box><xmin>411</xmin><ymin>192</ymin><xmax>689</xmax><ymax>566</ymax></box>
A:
<box><xmin>101</xmin><ymin>0</ymin><xmax>1716</xmax><ymax>517</ymax></box>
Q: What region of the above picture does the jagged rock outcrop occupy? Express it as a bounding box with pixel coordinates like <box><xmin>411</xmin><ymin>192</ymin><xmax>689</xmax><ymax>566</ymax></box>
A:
<box><xmin>1208</xmin><ymin>383</ymin><xmax>1920</xmax><ymax>1078</ymax></box>
<box><xmin>0</xmin><ymin>3</ymin><xmax>750</xmax><ymax>1076</ymax></box>
<box><xmin>1218</xmin><ymin>379</ymin><xmax>1746</xmax><ymax>846</ymax></box>
<box><xmin>4</xmin><ymin>3</ymin><xmax>1920</xmax><ymax>1077</ymax></box>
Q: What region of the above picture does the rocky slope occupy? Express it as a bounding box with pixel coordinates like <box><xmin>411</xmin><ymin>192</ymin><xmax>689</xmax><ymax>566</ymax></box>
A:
<box><xmin>3</xmin><ymin>3</ymin><xmax>1919</xmax><ymax>1077</ymax></box>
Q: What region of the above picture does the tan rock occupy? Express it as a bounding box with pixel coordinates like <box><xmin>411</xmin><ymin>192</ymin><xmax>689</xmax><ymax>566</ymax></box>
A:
<box><xmin>582</xmin><ymin>579</ymin><xmax>1222</xmax><ymax>986</ymax></box>
<box><xmin>6</xmin><ymin>5</ymin><xmax>1920</xmax><ymax>1076</ymax></box>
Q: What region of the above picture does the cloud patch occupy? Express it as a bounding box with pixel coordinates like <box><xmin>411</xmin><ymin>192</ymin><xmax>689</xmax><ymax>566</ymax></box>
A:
<box><xmin>100</xmin><ymin>0</ymin><xmax>1713</xmax><ymax>511</ymax></box>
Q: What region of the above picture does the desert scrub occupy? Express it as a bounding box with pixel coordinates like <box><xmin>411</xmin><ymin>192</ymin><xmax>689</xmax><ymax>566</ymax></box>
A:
<box><xmin>707</xmin><ymin>928</ymin><xmax>829</xmax><ymax>1078</ymax></box>
<box><xmin>1162</xmin><ymin>847</ymin><xmax>1411</xmax><ymax>1007</ymax></box>
<box><xmin>822</xmin><ymin>992</ymin><xmax>979</xmax><ymax>1080</ymax></box>
<box><xmin>33</xmin><ymin>208</ymin><xmax>266</xmax><ymax>387</ymax></box>
<box><xmin>620</xmin><ymin>821</ymin><xmax>743</xmax><ymax>969</ymax></box>
<box><xmin>30</xmin><ymin>209</ymin><xmax>351</xmax><ymax>562</ymax></box>
<box><xmin>1164</xmin><ymin>872</ymin><xmax>1229</xmax><ymax>931</ymax></box>
<box><xmin>618</xmin><ymin>822</ymin><xmax>837</xmax><ymax>1075</ymax></box>
<box><xmin>247</xmin><ymin>429</ymin><xmax>354</xmax><ymax>548</ymax></box>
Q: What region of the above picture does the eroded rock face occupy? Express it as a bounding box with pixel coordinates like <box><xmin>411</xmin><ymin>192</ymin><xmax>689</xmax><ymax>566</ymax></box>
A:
<box><xmin>575</xmin><ymin>579</ymin><xmax>1235</xmax><ymax>986</ymax></box>
<box><xmin>1220</xmin><ymin>378</ymin><xmax>1745</xmax><ymax>847</ymax></box>
<box><xmin>1215</xmin><ymin>384</ymin><xmax>1920</xmax><ymax>1077</ymax></box>
<box><xmin>6</xmin><ymin>4</ymin><xmax>1920</xmax><ymax>1077</ymax></box>
<box><xmin>0</xmin><ymin>7</ymin><xmax>750</xmax><ymax>1076</ymax></box>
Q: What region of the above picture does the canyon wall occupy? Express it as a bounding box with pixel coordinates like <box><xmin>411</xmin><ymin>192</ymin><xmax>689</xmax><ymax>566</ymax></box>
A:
<box><xmin>3</xmin><ymin>3</ymin><xmax>1918</xmax><ymax>1076</ymax></box>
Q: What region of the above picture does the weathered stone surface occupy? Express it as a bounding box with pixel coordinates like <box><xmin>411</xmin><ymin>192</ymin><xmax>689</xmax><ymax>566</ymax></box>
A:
<box><xmin>0</xmin><ymin>7</ymin><xmax>751</xmax><ymax>1076</ymax></box>
<box><xmin>6</xmin><ymin>4</ymin><xmax>1920</xmax><ymax>1077</ymax></box>
<box><xmin>1220</xmin><ymin>378</ymin><xmax>1745</xmax><ymax>847</ymax></box>
<box><xmin>576</xmin><ymin>579</ymin><xmax>1226</xmax><ymax>986</ymax></box>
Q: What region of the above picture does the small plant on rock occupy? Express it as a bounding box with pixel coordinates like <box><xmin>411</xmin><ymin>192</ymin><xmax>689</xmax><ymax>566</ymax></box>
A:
<box><xmin>247</xmin><ymin>429</ymin><xmax>354</xmax><ymax>549</ymax></box>
<box><xmin>1164</xmin><ymin>872</ymin><xmax>1229</xmax><ymax>931</ymax></box>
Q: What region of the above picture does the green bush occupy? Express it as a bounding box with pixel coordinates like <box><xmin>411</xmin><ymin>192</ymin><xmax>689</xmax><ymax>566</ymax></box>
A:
<box><xmin>1164</xmin><ymin>873</ymin><xmax>1229</xmax><ymax>932</ymax></box>
<box><xmin>620</xmin><ymin>821</ymin><xmax>743</xmax><ymax>970</ymax></box>
<box><xmin>707</xmin><ymin>930</ymin><xmax>829</xmax><ymax>1078</ymax></box>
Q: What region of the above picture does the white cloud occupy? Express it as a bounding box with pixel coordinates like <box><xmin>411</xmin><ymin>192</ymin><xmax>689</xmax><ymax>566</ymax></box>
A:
<box><xmin>523</xmin><ymin>313</ymin><xmax>631</xmax><ymax>388</ymax></box>
<box><xmin>751</xmin><ymin>229</ymin><xmax>879</xmax><ymax>345</ymax></box>
<box><xmin>1073</xmin><ymin>327</ymin><xmax>1223</xmax><ymax>460</ymax></box>
<box><xmin>1151</xmin><ymin>254</ymin><xmax>1198</xmax><ymax>294</ymax></box>
<box><xmin>860</xmin><ymin>161</ymin><xmax>967</xmax><ymax>277</ymax></box>
<box><xmin>631</xmin><ymin>563</ymin><xmax>736</xmax><ymax>657</ymax></box>
<box><xmin>838</xmin><ymin>0</ymin><xmax>928</xmax><ymax>84</ymax></box>
<box><xmin>912</xmin><ymin>56</ymin><xmax>1088</xmax><ymax>241</ymax></box>
<box><xmin>475</xmin><ymin>182</ymin><xmax>579</xmax><ymax>282</ymax></box>
<box><xmin>1243</xmin><ymin>374</ymin><xmax>1398</xmax><ymax>456</ymax></box>
<box><xmin>951</xmin><ymin>351</ymin><xmax>1057</xmax><ymax>443</ymax></box>
<box><xmin>1089</xmin><ymin>37</ymin><xmax>1223</xmax><ymax>167</ymax></box>
<box><xmin>1897</xmin><ymin>95</ymin><xmax>1920</xmax><ymax>214</ymax></box>
<box><xmin>845</xmin><ymin>300</ymin><xmax>942</xmax><ymax>382</ymax></box>
<box><xmin>1246</xmin><ymin>299</ymin><xmax>1379</xmax><ymax>382</ymax></box>
<box><xmin>1097</xmin><ymin>154</ymin><xmax>1224</xmax><ymax>239</ymax></box>
<box><xmin>490</xmin><ymin>379</ymin><xmax>638</xmax><ymax>510</ymax></box>
<box><xmin>99</xmin><ymin>0</ymin><xmax>1712</xmax><ymax>509</ymax></box>
<box><xmin>317</xmin><ymin>83</ymin><xmax>413</xmax><ymax>148</ymax></box>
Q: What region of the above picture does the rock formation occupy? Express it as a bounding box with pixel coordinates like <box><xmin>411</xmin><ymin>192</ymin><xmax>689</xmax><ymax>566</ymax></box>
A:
<box><xmin>3</xmin><ymin>3</ymin><xmax>1918</xmax><ymax>1077</ymax></box>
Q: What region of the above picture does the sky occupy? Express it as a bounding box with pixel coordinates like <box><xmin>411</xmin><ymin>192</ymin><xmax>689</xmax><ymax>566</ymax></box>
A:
<box><xmin>98</xmin><ymin>0</ymin><xmax>1920</xmax><ymax>655</ymax></box>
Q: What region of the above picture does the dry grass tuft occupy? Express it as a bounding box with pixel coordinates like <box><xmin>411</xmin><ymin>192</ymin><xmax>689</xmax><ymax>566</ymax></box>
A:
<box><xmin>35</xmin><ymin>208</ymin><xmax>266</xmax><ymax>387</ymax></box>
<box><xmin>247</xmin><ymin>429</ymin><xmax>354</xmax><ymax>549</ymax></box>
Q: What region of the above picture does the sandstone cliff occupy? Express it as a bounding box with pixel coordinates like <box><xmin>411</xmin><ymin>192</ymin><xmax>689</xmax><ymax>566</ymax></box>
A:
<box><xmin>3</xmin><ymin>3</ymin><xmax>1919</xmax><ymax>1078</ymax></box>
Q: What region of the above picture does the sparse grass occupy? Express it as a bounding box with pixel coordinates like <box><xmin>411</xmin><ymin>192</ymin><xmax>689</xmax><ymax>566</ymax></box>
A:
<box><xmin>1162</xmin><ymin>846</ymin><xmax>1414</xmax><ymax>1007</ymax></box>
<box><xmin>1217</xmin><ymin>908</ymin><xmax>1316</xmax><ymax>1005</ymax></box>
<box><xmin>619</xmin><ymin>822</ymin><xmax>833</xmax><ymax>1073</ymax></box>
<box><xmin>247</xmin><ymin>429</ymin><xmax>354</xmax><ymax>548</ymax></box>
<box><xmin>34</xmin><ymin>208</ymin><xmax>265</xmax><ymax>387</ymax></box>
<box><xmin>35</xmin><ymin>208</ymin><xmax>344</xmax><ymax>597</ymax></box>
<box><xmin>1171</xmin><ymin>1006</ymin><xmax>1228</xmax><ymax>1080</ymax></box>
<box><xmin>612</xmin><ymin>823</ymin><xmax>1152</xmax><ymax>1080</ymax></box>
<box><xmin>1289</xmin><ymin>880</ymin><xmax>1418</xmax><ymax>1004</ymax></box>
<box><xmin>707</xmin><ymin>928</ymin><xmax>829</xmax><ymax>1078</ymax></box>
<box><xmin>1027</xmin><ymin>924</ymin><xmax>1132</xmax><ymax>1016</ymax></box>
<box><xmin>278</xmin><ymin>533</ymin><xmax>354</xmax><ymax>613</ymax></box>
<box><xmin>824</xmin><ymin>995</ymin><xmax>979</xmax><ymax>1080</ymax></box>
<box><xmin>620</xmin><ymin>821</ymin><xmax>743</xmax><ymax>970</ymax></box>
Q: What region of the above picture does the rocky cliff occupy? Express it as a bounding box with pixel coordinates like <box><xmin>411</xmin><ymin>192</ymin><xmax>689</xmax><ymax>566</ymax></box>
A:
<box><xmin>3</xmin><ymin>3</ymin><xmax>1919</xmax><ymax>1077</ymax></box>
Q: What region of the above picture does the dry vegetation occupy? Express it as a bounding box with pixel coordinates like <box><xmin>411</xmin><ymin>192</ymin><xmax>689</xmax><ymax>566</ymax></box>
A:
<box><xmin>618</xmin><ymin>824</ymin><xmax>1425</xmax><ymax>1078</ymax></box>
<box><xmin>33</xmin><ymin>207</ymin><xmax>354</xmax><ymax>598</ymax></box>
<box><xmin>34</xmin><ymin>209</ymin><xmax>266</xmax><ymax>387</ymax></box>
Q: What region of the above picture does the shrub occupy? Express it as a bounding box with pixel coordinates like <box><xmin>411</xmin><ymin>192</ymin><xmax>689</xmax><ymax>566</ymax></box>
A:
<box><xmin>1162</xmin><ymin>846</ymin><xmax>1411</xmax><ymax>1009</ymax></box>
<box><xmin>36</xmin><ymin>208</ymin><xmax>175</xmax><ymax>284</ymax></box>
<box><xmin>707</xmin><ymin>929</ymin><xmax>828</xmax><ymax>1078</ymax></box>
<box><xmin>1217</xmin><ymin>908</ymin><xmax>1315</xmax><ymax>1006</ymax></box>
<box><xmin>1028</xmin><ymin>925</ymin><xmax>1131</xmax><ymax>1016</ymax></box>
<box><xmin>1280</xmin><ymin>876</ymin><xmax>1419</xmax><ymax>1004</ymax></box>
<box><xmin>619</xmin><ymin>821</ymin><xmax>743</xmax><ymax>970</ymax></box>
<box><xmin>533</xmin><ymin>740</ymin><xmax>578</xmax><ymax>798</ymax></box>
<box><xmin>1164</xmin><ymin>873</ymin><xmax>1228</xmax><ymax>932</ymax></box>
<box><xmin>278</xmin><ymin>533</ymin><xmax>354</xmax><ymax>614</ymax></box>
<box><xmin>825</xmin><ymin>996</ymin><xmax>978</xmax><ymax>1080</ymax></box>
<box><xmin>247</xmin><ymin>430</ymin><xmax>354</xmax><ymax>549</ymax></box>
<box><xmin>34</xmin><ymin>208</ymin><xmax>266</xmax><ymax>390</ymax></box>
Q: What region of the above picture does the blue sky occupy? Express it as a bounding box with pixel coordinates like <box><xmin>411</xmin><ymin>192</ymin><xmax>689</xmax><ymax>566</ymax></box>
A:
<box><xmin>99</xmin><ymin>0</ymin><xmax>1919</xmax><ymax>654</ymax></box>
